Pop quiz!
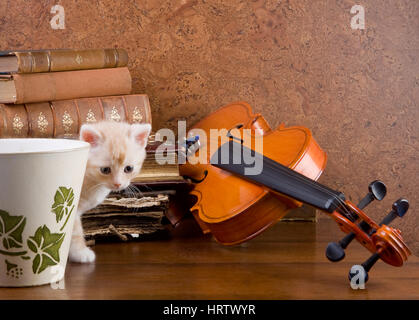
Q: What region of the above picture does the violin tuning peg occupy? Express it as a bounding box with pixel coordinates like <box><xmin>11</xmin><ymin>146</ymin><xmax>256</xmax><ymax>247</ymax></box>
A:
<box><xmin>357</xmin><ymin>180</ymin><xmax>387</xmax><ymax>209</ymax></box>
<box><xmin>379</xmin><ymin>198</ymin><xmax>409</xmax><ymax>226</ymax></box>
<box><xmin>348</xmin><ymin>253</ymin><xmax>380</xmax><ymax>285</ymax></box>
<box><xmin>392</xmin><ymin>198</ymin><xmax>409</xmax><ymax>218</ymax></box>
<box><xmin>368</xmin><ymin>180</ymin><xmax>387</xmax><ymax>201</ymax></box>
<box><xmin>348</xmin><ymin>264</ymin><xmax>369</xmax><ymax>285</ymax></box>
<box><xmin>325</xmin><ymin>242</ymin><xmax>346</xmax><ymax>262</ymax></box>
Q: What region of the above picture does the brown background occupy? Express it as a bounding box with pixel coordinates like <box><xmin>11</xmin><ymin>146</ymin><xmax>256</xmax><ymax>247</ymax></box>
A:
<box><xmin>0</xmin><ymin>0</ymin><xmax>417</xmax><ymax>254</ymax></box>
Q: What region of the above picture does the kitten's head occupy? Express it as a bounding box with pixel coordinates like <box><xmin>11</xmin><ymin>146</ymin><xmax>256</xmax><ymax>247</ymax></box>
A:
<box><xmin>80</xmin><ymin>121</ymin><xmax>151</xmax><ymax>191</ymax></box>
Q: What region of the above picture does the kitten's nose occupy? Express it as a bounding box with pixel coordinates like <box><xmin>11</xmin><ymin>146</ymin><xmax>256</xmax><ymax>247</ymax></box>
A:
<box><xmin>113</xmin><ymin>183</ymin><xmax>121</xmax><ymax>189</ymax></box>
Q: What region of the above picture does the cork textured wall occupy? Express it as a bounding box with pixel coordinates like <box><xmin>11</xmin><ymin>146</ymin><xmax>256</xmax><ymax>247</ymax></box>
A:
<box><xmin>0</xmin><ymin>0</ymin><xmax>418</xmax><ymax>254</ymax></box>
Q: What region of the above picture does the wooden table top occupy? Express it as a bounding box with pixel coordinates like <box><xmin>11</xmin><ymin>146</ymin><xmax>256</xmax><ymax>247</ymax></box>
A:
<box><xmin>0</xmin><ymin>218</ymin><xmax>418</xmax><ymax>299</ymax></box>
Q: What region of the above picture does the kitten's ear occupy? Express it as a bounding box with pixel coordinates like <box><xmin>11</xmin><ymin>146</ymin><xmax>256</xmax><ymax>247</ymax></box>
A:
<box><xmin>130</xmin><ymin>123</ymin><xmax>151</xmax><ymax>148</ymax></box>
<box><xmin>80</xmin><ymin>124</ymin><xmax>101</xmax><ymax>147</ymax></box>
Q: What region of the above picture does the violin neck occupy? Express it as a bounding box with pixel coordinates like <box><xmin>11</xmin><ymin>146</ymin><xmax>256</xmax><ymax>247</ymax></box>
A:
<box><xmin>210</xmin><ymin>141</ymin><xmax>346</xmax><ymax>213</ymax></box>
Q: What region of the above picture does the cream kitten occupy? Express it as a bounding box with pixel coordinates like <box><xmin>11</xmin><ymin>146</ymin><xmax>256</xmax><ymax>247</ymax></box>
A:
<box><xmin>69</xmin><ymin>121</ymin><xmax>151</xmax><ymax>263</ymax></box>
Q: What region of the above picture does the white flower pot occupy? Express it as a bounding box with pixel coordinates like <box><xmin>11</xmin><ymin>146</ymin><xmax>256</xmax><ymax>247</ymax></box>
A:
<box><xmin>0</xmin><ymin>138</ymin><xmax>89</xmax><ymax>287</ymax></box>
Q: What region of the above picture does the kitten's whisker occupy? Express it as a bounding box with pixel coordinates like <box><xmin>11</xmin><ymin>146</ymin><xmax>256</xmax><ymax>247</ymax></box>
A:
<box><xmin>122</xmin><ymin>185</ymin><xmax>139</xmax><ymax>214</ymax></box>
<box><xmin>125</xmin><ymin>186</ymin><xmax>135</xmax><ymax>199</ymax></box>
<box><xmin>130</xmin><ymin>185</ymin><xmax>145</xmax><ymax>214</ymax></box>
<box><xmin>129</xmin><ymin>184</ymin><xmax>143</xmax><ymax>197</ymax></box>
<box><xmin>126</xmin><ymin>185</ymin><xmax>136</xmax><ymax>198</ymax></box>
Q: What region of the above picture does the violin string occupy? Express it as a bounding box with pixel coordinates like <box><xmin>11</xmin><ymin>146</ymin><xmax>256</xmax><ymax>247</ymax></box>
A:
<box><xmin>238</xmin><ymin>138</ymin><xmax>355</xmax><ymax>218</ymax></box>
<box><xmin>225</xmin><ymin>138</ymin><xmax>354</xmax><ymax>218</ymax></box>
<box><xmin>259</xmin><ymin>155</ymin><xmax>354</xmax><ymax>218</ymax></box>
<box><xmin>256</xmin><ymin>152</ymin><xmax>353</xmax><ymax>218</ymax></box>
<box><xmin>204</xmin><ymin>135</ymin><xmax>344</xmax><ymax>205</ymax></box>
<box><xmin>203</xmin><ymin>136</ymin><xmax>354</xmax><ymax>219</ymax></box>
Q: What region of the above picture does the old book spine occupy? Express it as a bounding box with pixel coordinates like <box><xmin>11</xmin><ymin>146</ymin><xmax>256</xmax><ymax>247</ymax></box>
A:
<box><xmin>0</xmin><ymin>103</ymin><xmax>28</xmax><ymax>137</ymax></box>
<box><xmin>14</xmin><ymin>48</ymin><xmax>128</xmax><ymax>73</ymax></box>
<box><xmin>0</xmin><ymin>94</ymin><xmax>151</xmax><ymax>138</ymax></box>
<box><xmin>10</xmin><ymin>67</ymin><xmax>131</xmax><ymax>104</ymax></box>
<box><xmin>25</xmin><ymin>102</ymin><xmax>55</xmax><ymax>137</ymax></box>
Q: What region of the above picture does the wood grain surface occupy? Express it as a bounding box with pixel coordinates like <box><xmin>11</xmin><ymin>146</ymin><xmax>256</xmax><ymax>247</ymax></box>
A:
<box><xmin>0</xmin><ymin>218</ymin><xmax>417</xmax><ymax>299</ymax></box>
<box><xmin>0</xmin><ymin>0</ymin><xmax>417</xmax><ymax>253</ymax></box>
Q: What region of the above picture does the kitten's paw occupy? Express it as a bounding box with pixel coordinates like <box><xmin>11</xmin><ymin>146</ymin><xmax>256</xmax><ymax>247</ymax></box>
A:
<box><xmin>69</xmin><ymin>246</ymin><xmax>96</xmax><ymax>263</ymax></box>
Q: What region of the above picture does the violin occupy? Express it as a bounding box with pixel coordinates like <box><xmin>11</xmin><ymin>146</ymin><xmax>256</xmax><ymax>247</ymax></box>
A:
<box><xmin>180</xmin><ymin>101</ymin><xmax>327</xmax><ymax>243</ymax></box>
<box><xmin>180</xmin><ymin>101</ymin><xmax>411</xmax><ymax>283</ymax></box>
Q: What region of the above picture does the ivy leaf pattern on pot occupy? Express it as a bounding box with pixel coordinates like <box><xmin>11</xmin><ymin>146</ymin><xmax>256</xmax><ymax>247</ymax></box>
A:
<box><xmin>5</xmin><ymin>259</ymin><xmax>23</xmax><ymax>279</ymax></box>
<box><xmin>0</xmin><ymin>209</ymin><xmax>27</xmax><ymax>256</ymax></box>
<box><xmin>51</xmin><ymin>186</ymin><xmax>75</xmax><ymax>231</ymax></box>
<box><xmin>27</xmin><ymin>225</ymin><xmax>65</xmax><ymax>274</ymax></box>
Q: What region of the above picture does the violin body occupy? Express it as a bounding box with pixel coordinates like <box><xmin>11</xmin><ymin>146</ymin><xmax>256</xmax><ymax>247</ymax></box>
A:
<box><xmin>180</xmin><ymin>102</ymin><xmax>327</xmax><ymax>245</ymax></box>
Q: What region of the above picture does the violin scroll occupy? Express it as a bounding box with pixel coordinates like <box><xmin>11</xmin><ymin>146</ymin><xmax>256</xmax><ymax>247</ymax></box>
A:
<box><xmin>329</xmin><ymin>195</ymin><xmax>411</xmax><ymax>283</ymax></box>
<box><xmin>326</xmin><ymin>180</ymin><xmax>387</xmax><ymax>262</ymax></box>
<box><xmin>348</xmin><ymin>198</ymin><xmax>411</xmax><ymax>283</ymax></box>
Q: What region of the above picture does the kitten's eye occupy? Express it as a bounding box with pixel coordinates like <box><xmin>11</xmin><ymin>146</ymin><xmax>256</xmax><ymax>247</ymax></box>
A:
<box><xmin>100</xmin><ymin>167</ymin><xmax>111</xmax><ymax>175</ymax></box>
<box><xmin>124</xmin><ymin>165</ymin><xmax>134</xmax><ymax>173</ymax></box>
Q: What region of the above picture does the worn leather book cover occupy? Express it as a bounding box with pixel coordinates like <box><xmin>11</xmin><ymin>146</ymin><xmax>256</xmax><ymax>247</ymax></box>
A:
<box><xmin>0</xmin><ymin>48</ymin><xmax>128</xmax><ymax>73</ymax></box>
<box><xmin>25</xmin><ymin>102</ymin><xmax>54</xmax><ymax>137</ymax></box>
<box><xmin>0</xmin><ymin>67</ymin><xmax>132</xmax><ymax>104</ymax></box>
<box><xmin>0</xmin><ymin>94</ymin><xmax>151</xmax><ymax>138</ymax></box>
<box><xmin>0</xmin><ymin>103</ymin><xmax>28</xmax><ymax>137</ymax></box>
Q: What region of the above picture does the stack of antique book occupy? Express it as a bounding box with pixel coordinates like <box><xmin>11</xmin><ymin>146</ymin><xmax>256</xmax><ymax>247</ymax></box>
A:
<box><xmin>0</xmin><ymin>48</ymin><xmax>187</xmax><ymax>242</ymax></box>
<box><xmin>82</xmin><ymin>192</ymin><xmax>170</xmax><ymax>242</ymax></box>
<box><xmin>0</xmin><ymin>48</ymin><xmax>151</xmax><ymax>138</ymax></box>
